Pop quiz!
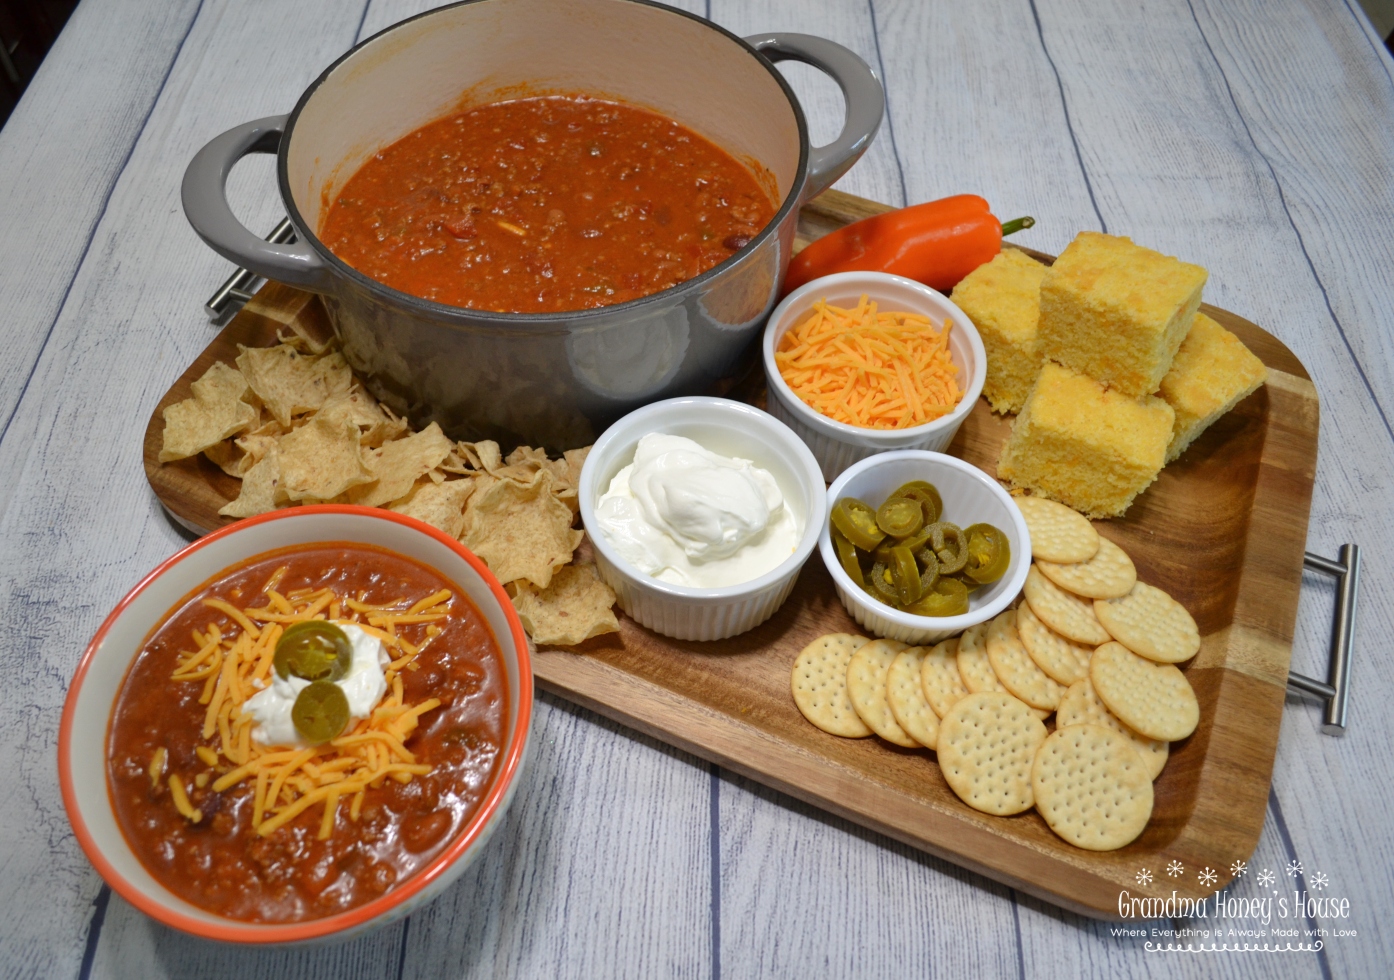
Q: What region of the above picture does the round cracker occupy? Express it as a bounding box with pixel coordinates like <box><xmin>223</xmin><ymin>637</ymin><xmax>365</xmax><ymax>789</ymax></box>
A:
<box><xmin>1090</xmin><ymin>641</ymin><xmax>1199</xmax><ymax>741</ymax></box>
<box><xmin>920</xmin><ymin>638</ymin><xmax>970</xmax><ymax>718</ymax></box>
<box><xmin>1036</xmin><ymin>536</ymin><xmax>1137</xmax><ymax>600</ymax></box>
<box><xmin>938</xmin><ymin>691</ymin><xmax>1047</xmax><ymax>815</ymax></box>
<box><xmin>1014</xmin><ymin>496</ymin><xmax>1099</xmax><ymax>563</ymax></box>
<box><xmin>957</xmin><ymin>620</ymin><xmax>1049</xmax><ymax>720</ymax></box>
<box><xmin>847</xmin><ymin>639</ymin><xmax>917</xmax><ymax>747</ymax></box>
<box><xmin>886</xmin><ymin>647</ymin><xmax>940</xmax><ymax>749</ymax></box>
<box><xmin>1017</xmin><ymin>600</ymin><xmax>1093</xmax><ymax>686</ymax></box>
<box><xmin>1094</xmin><ymin>582</ymin><xmax>1200</xmax><ymax>664</ymax></box>
<box><xmin>1057</xmin><ymin>677</ymin><xmax>1168</xmax><ymax>780</ymax></box>
<box><xmin>986</xmin><ymin>610</ymin><xmax>1064</xmax><ymax>711</ymax></box>
<box><xmin>1023</xmin><ymin>566</ymin><xmax>1111</xmax><ymax>645</ymax></box>
<box><xmin>1032</xmin><ymin>724</ymin><xmax>1154</xmax><ymax>850</ymax></box>
<box><xmin>791</xmin><ymin>633</ymin><xmax>873</xmax><ymax>738</ymax></box>
<box><xmin>957</xmin><ymin>622</ymin><xmax>1005</xmax><ymax>695</ymax></box>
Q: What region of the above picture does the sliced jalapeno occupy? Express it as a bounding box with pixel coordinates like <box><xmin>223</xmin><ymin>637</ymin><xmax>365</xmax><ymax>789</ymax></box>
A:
<box><xmin>903</xmin><ymin>577</ymin><xmax>969</xmax><ymax>617</ymax></box>
<box><xmin>831</xmin><ymin>498</ymin><xmax>885</xmax><ymax>551</ymax></box>
<box><xmin>928</xmin><ymin>522</ymin><xmax>968</xmax><ymax>575</ymax></box>
<box><xmin>962</xmin><ymin>523</ymin><xmax>1011</xmax><ymax>584</ymax></box>
<box><xmin>890</xmin><ymin>545</ymin><xmax>923</xmax><ymax>607</ymax></box>
<box><xmin>875</xmin><ymin>496</ymin><xmax>924</xmax><ymax>538</ymax></box>
<box><xmin>867</xmin><ymin>560</ymin><xmax>900</xmax><ymax>604</ymax></box>
<box><xmin>292</xmin><ymin>680</ymin><xmax>350</xmax><ymax>743</ymax></box>
<box><xmin>914</xmin><ymin>546</ymin><xmax>941</xmax><ymax>588</ymax></box>
<box><xmin>275</xmin><ymin>621</ymin><xmax>351</xmax><ymax>683</ymax></box>
<box><xmin>872</xmin><ymin>526</ymin><xmax>931</xmax><ymax>565</ymax></box>
<box><xmin>831</xmin><ymin>526</ymin><xmax>865</xmax><ymax>588</ymax></box>
<box><xmin>890</xmin><ymin>481</ymin><xmax>943</xmax><ymax>525</ymax></box>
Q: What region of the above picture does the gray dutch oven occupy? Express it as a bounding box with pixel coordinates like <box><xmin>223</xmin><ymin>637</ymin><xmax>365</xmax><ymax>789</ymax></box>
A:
<box><xmin>183</xmin><ymin>0</ymin><xmax>883</xmax><ymax>452</ymax></box>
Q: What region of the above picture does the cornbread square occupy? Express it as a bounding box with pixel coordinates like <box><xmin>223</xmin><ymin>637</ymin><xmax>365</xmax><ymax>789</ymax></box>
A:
<box><xmin>951</xmin><ymin>248</ymin><xmax>1047</xmax><ymax>413</ymax></box>
<box><xmin>1158</xmin><ymin>312</ymin><xmax>1268</xmax><ymax>461</ymax></box>
<box><xmin>998</xmin><ymin>362</ymin><xmax>1174</xmax><ymax>517</ymax></box>
<box><xmin>1038</xmin><ymin>232</ymin><xmax>1207</xmax><ymax>397</ymax></box>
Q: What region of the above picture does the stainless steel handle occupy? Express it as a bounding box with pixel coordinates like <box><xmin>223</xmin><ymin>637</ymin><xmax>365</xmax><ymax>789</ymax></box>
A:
<box><xmin>1288</xmin><ymin>545</ymin><xmax>1359</xmax><ymax>735</ymax></box>
<box><xmin>205</xmin><ymin>217</ymin><xmax>296</xmax><ymax>321</ymax></box>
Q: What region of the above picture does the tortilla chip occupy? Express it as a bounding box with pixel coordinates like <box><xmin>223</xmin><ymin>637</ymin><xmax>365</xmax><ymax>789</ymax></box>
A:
<box><xmin>504</xmin><ymin>445</ymin><xmax>548</xmax><ymax>469</ymax></box>
<box><xmin>203</xmin><ymin>439</ymin><xmax>248</xmax><ymax>478</ymax></box>
<box><xmin>219</xmin><ymin>445</ymin><xmax>286</xmax><ymax>518</ymax></box>
<box><xmin>316</xmin><ymin>388</ymin><xmax>408</xmax><ymax>448</ymax></box>
<box><xmin>159</xmin><ymin>361</ymin><xmax>258</xmax><ymax>461</ymax></box>
<box><xmin>506</xmin><ymin>445</ymin><xmax>545</xmax><ymax>466</ymax></box>
<box><xmin>439</xmin><ymin>450</ymin><xmax>473</xmax><ymax>475</ymax></box>
<box><xmin>512</xmin><ymin>563</ymin><xmax>619</xmax><ymax>645</ymax></box>
<box><xmin>461</xmin><ymin>470</ymin><xmax>582</xmax><ymax>588</ymax></box>
<box><xmin>203</xmin><ymin>417</ymin><xmax>285</xmax><ymax>477</ymax></box>
<box><xmin>458</xmin><ymin>440</ymin><xmax>504</xmax><ymax>473</ymax></box>
<box><xmin>278</xmin><ymin>416</ymin><xmax>372</xmax><ymax>501</ymax></box>
<box><xmin>349</xmin><ymin>422</ymin><xmax>454</xmax><ymax>507</ymax></box>
<box><xmin>235</xmin><ymin>344</ymin><xmax>352</xmax><ymax>426</ymax></box>
<box><xmin>388</xmin><ymin>478</ymin><xmax>477</xmax><ymax>538</ymax></box>
<box><xmin>234</xmin><ymin>420</ymin><xmax>284</xmax><ymax>467</ymax></box>
<box><xmin>277</xmin><ymin>323</ymin><xmax>331</xmax><ymax>356</ymax></box>
<box><xmin>464</xmin><ymin>472</ymin><xmax>498</xmax><ymax>505</ymax></box>
<box><xmin>478</xmin><ymin>444</ymin><xmax>550</xmax><ymax>484</ymax></box>
<box><xmin>562</xmin><ymin>446</ymin><xmax>589</xmax><ymax>488</ymax></box>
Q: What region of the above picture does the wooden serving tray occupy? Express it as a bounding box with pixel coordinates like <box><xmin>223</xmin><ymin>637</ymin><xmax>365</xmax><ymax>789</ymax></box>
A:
<box><xmin>145</xmin><ymin>190</ymin><xmax>1319</xmax><ymax>918</ymax></box>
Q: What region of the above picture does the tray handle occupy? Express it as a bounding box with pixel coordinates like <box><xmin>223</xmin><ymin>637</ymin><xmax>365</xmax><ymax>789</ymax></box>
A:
<box><xmin>1288</xmin><ymin>545</ymin><xmax>1359</xmax><ymax>735</ymax></box>
<box><xmin>205</xmin><ymin>217</ymin><xmax>295</xmax><ymax>322</ymax></box>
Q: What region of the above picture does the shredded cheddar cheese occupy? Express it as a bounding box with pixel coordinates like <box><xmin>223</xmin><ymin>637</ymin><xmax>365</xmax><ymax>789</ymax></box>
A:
<box><xmin>169</xmin><ymin>565</ymin><xmax>448</xmax><ymax>840</ymax></box>
<box><xmin>148</xmin><ymin>747</ymin><xmax>167</xmax><ymax>790</ymax></box>
<box><xmin>774</xmin><ymin>295</ymin><xmax>962</xmax><ymax>429</ymax></box>
<box><xmin>168</xmin><ymin>775</ymin><xmax>202</xmax><ymax>823</ymax></box>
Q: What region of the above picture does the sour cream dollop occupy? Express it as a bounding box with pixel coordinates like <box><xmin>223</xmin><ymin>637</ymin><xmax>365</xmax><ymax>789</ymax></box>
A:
<box><xmin>593</xmin><ymin>433</ymin><xmax>802</xmax><ymax>588</ymax></box>
<box><xmin>244</xmin><ymin>623</ymin><xmax>389</xmax><ymax>747</ymax></box>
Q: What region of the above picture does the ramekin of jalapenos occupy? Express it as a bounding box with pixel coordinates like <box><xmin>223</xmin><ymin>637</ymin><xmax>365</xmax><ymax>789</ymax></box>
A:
<box><xmin>818</xmin><ymin>451</ymin><xmax>1031</xmax><ymax>645</ymax></box>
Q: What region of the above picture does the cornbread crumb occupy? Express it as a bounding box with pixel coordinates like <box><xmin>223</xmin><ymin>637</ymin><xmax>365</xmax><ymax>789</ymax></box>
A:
<box><xmin>952</xmin><ymin>249</ymin><xmax>1048</xmax><ymax>413</ymax></box>
<box><xmin>1039</xmin><ymin>233</ymin><xmax>1207</xmax><ymax>397</ymax></box>
<box><xmin>998</xmin><ymin>362</ymin><xmax>1174</xmax><ymax>518</ymax></box>
<box><xmin>1158</xmin><ymin>312</ymin><xmax>1268</xmax><ymax>461</ymax></box>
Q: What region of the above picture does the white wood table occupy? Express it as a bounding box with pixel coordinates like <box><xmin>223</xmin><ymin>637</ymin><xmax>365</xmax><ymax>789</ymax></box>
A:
<box><xmin>1</xmin><ymin>1</ymin><xmax>1390</xmax><ymax>976</ymax></box>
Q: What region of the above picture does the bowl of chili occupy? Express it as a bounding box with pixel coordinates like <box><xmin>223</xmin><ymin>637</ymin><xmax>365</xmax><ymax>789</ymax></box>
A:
<box><xmin>820</xmin><ymin>451</ymin><xmax>1031</xmax><ymax>645</ymax></box>
<box><xmin>59</xmin><ymin>506</ymin><xmax>532</xmax><ymax>943</ymax></box>
<box><xmin>182</xmin><ymin>0</ymin><xmax>885</xmax><ymax>453</ymax></box>
<box><xmin>763</xmin><ymin>271</ymin><xmax>988</xmax><ymax>481</ymax></box>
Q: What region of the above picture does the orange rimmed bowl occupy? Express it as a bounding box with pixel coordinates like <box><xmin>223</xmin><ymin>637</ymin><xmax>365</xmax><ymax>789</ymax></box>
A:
<box><xmin>58</xmin><ymin>505</ymin><xmax>533</xmax><ymax>944</ymax></box>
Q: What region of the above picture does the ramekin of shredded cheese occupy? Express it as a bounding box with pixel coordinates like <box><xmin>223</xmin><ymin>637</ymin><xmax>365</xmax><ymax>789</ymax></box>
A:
<box><xmin>762</xmin><ymin>271</ymin><xmax>987</xmax><ymax>480</ymax></box>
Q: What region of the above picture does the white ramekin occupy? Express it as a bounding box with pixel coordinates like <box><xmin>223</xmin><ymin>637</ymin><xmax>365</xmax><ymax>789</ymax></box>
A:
<box><xmin>579</xmin><ymin>396</ymin><xmax>826</xmax><ymax>642</ymax></box>
<box><xmin>820</xmin><ymin>451</ymin><xmax>1031</xmax><ymax>645</ymax></box>
<box><xmin>763</xmin><ymin>271</ymin><xmax>987</xmax><ymax>481</ymax></box>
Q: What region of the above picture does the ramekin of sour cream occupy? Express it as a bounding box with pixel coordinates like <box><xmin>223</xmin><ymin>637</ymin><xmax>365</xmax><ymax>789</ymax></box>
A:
<box><xmin>580</xmin><ymin>397</ymin><xmax>826</xmax><ymax>642</ymax></box>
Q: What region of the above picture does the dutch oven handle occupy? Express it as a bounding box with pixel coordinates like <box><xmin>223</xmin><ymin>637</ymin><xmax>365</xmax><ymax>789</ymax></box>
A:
<box><xmin>744</xmin><ymin>33</ymin><xmax>885</xmax><ymax>200</ymax></box>
<box><xmin>181</xmin><ymin>114</ymin><xmax>332</xmax><ymax>292</ymax></box>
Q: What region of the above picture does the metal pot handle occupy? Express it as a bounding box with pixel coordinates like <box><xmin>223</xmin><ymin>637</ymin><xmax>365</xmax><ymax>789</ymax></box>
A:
<box><xmin>181</xmin><ymin>115</ymin><xmax>332</xmax><ymax>292</ymax></box>
<box><xmin>744</xmin><ymin>32</ymin><xmax>885</xmax><ymax>200</ymax></box>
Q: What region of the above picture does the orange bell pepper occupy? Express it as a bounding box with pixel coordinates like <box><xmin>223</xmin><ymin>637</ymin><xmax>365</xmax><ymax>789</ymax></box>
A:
<box><xmin>783</xmin><ymin>194</ymin><xmax>1034</xmax><ymax>295</ymax></box>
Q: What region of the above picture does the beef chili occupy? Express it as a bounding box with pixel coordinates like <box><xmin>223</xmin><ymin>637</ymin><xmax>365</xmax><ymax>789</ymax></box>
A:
<box><xmin>106</xmin><ymin>543</ymin><xmax>507</xmax><ymax>923</ymax></box>
<box><xmin>319</xmin><ymin>94</ymin><xmax>777</xmax><ymax>313</ymax></box>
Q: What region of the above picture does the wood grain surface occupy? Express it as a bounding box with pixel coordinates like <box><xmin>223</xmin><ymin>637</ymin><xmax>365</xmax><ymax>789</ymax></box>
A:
<box><xmin>2</xmin><ymin>0</ymin><xmax>1391</xmax><ymax>976</ymax></box>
